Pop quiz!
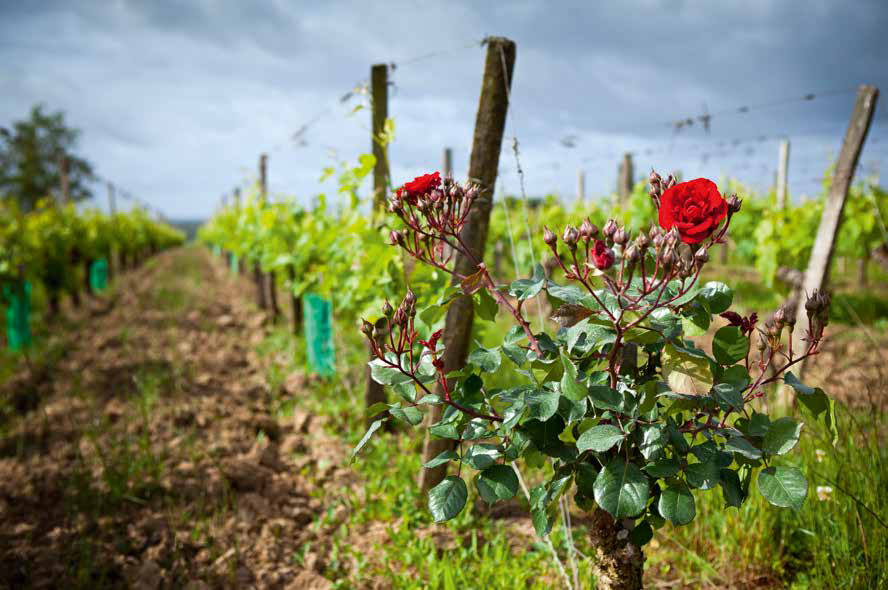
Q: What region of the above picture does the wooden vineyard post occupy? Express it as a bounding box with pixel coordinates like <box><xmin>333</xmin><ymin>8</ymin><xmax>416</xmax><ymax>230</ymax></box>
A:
<box><xmin>287</xmin><ymin>265</ymin><xmax>302</xmax><ymax>334</ymax></box>
<box><xmin>371</xmin><ymin>63</ymin><xmax>390</xmax><ymax>210</ymax></box>
<box><xmin>419</xmin><ymin>36</ymin><xmax>516</xmax><ymax>493</ymax></box>
<box><xmin>782</xmin><ymin>84</ymin><xmax>879</xmax><ymax>404</ymax></box>
<box><xmin>365</xmin><ymin>63</ymin><xmax>393</xmax><ymax>423</ymax></box>
<box><xmin>253</xmin><ymin>154</ymin><xmax>269</xmax><ymax>310</ymax></box>
<box><xmin>578</xmin><ymin>168</ymin><xmax>586</xmax><ymax>203</ymax></box>
<box><xmin>261</xmin><ymin>154</ymin><xmax>281</xmax><ymax>322</ymax></box>
<box><xmin>443</xmin><ymin>147</ymin><xmax>453</xmax><ymax>178</ymax></box>
<box><xmin>618</xmin><ymin>152</ymin><xmax>633</xmax><ymax>205</ymax></box>
<box><xmin>776</xmin><ymin>139</ymin><xmax>790</xmax><ymax>209</ymax></box>
<box><xmin>234</xmin><ymin>188</ymin><xmax>245</xmax><ymax>275</ymax></box>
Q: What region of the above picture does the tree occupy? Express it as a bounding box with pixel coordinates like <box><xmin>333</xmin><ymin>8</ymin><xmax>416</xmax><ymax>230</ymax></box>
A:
<box><xmin>0</xmin><ymin>105</ymin><xmax>93</xmax><ymax>210</ymax></box>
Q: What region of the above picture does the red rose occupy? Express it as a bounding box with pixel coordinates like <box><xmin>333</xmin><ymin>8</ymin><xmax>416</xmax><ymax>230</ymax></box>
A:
<box><xmin>398</xmin><ymin>172</ymin><xmax>441</xmax><ymax>205</ymax></box>
<box><xmin>592</xmin><ymin>240</ymin><xmax>615</xmax><ymax>270</ymax></box>
<box><xmin>658</xmin><ymin>178</ymin><xmax>728</xmax><ymax>244</ymax></box>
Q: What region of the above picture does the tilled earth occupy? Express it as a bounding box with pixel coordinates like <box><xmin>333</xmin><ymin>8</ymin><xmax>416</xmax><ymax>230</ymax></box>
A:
<box><xmin>0</xmin><ymin>248</ymin><xmax>352</xmax><ymax>589</ymax></box>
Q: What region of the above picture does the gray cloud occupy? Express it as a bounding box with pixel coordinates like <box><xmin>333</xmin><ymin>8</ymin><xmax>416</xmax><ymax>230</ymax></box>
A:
<box><xmin>1</xmin><ymin>0</ymin><xmax>885</xmax><ymax>218</ymax></box>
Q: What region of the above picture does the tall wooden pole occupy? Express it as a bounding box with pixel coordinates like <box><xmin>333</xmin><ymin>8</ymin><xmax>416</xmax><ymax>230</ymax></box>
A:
<box><xmin>617</xmin><ymin>152</ymin><xmax>633</xmax><ymax>204</ymax></box>
<box><xmin>443</xmin><ymin>147</ymin><xmax>453</xmax><ymax>178</ymax></box>
<box><xmin>371</xmin><ymin>64</ymin><xmax>389</xmax><ymax>211</ymax></box>
<box><xmin>59</xmin><ymin>155</ymin><xmax>70</xmax><ymax>204</ymax></box>
<box><xmin>787</xmin><ymin>85</ymin><xmax>878</xmax><ymax>388</ymax></box>
<box><xmin>419</xmin><ymin>36</ymin><xmax>516</xmax><ymax>493</ymax></box>
<box><xmin>254</xmin><ymin>154</ymin><xmax>269</xmax><ymax>310</ymax></box>
<box><xmin>365</xmin><ymin>63</ymin><xmax>393</xmax><ymax>423</ymax></box>
<box><xmin>776</xmin><ymin>139</ymin><xmax>790</xmax><ymax>209</ymax></box>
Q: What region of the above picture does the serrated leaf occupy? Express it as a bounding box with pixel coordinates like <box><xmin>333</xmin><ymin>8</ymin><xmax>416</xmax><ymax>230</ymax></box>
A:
<box><xmin>712</xmin><ymin>326</ymin><xmax>749</xmax><ymax>365</ymax></box>
<box><xmin>698</xmin><ymin>281</ymin><xmax>733</xmax><ymax>314</ymax></box>
<box><xmin>475</xmin><ymin>465</ymin><xmax>519</xmax><ymax>503</ymax></box>
<box><xmin>643</xmin><ymin>457</ymin><xmax>680</xmax><ymax>479</ymax></box>
<box><xmin>724</xmin><ymin>436</ymin><xmax>763</xmax><ymax>460</ymax></box>
<box><xmin>525</xmin><ymin>389</ymin><xmax>560</xmax><ymax>421</ymax></box>
<box><xmin>388</xmin><ymin>405</ymin><xmax>423</xmax><ymax>425</ymax></box>
<box><xmin>593</xmin><ymin>458</ymin><xmax>649</xmax><ymax>519</ymax></box>
<box><xmin>658</xmin><ymin>481</ymin><xmax>696</xmax><ymax>525</ymax></box>
<box><xmin>368</xmin><ymin>357</ymin><xmax>412</xmax><ymax>386</ymax></box>
<box><xmin>429</xmin><ymin>423</ymin><xmax>460</xmax><ymax>439</ymax></box>
<box><xmin>463</xmin><ymin>443</ymin><xmax>501</xmax><ymax>470</ymax></box>
<box><xmin>428</xmin><ymin>476</ymin><xmax>468</xmax><ymax>522</ymax></box>
<box><xmin>685</xmin><ymin>460</ymin><xmax>720</xmax><ymax>490</ymax></box>
<box><xmin>424</xmin><ymin>450</ymin><xmax>459</xmax><ymax>468</ymax></box>
<box><xmin>662</xmin><ymin>344</ymin><xmax>714</xmax><ymax>396</ymax></box>
<box><xmin>763</xmin><ymin>417</ymin><xmax>802</xmax><ymax>456</ymax></box>
<box><xmin>468</xmin><ymin>346</ymin><xmax>501</xmax><ymax>373</ymax></box>
<box><xmin>587</xmin><ymin>385</ymin><xmax>623</xmax><ymax>412</ymax></box>
<box><xmin>784</xmin><ymin>372</ymin><xmax>838</xmax><ymax>445</ymax></box>
<box><xmin>559</xmin><ymin>353</ymin><xmax>585</xmax><ymax>402</ymax></box>
<box><xmin>719</xmin><ymin>468</ymin><xmax>745</xmax><ymax>507</ymax></box>
<box><xmin>576</xmin><ymin>424</ymin><xmax>624</xmax><ymax>453</ymax></box>
<box><xmin>757</xmin><ymin>466</ymin><xmax>807</xmax><ymax>510</ymax></box>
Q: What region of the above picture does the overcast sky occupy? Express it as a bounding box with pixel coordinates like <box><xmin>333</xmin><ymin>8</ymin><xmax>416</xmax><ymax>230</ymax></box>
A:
<box><xmin>2</xmin><ymin>1</ymin><xmax>887</xmax><ymax>219</ymax></box>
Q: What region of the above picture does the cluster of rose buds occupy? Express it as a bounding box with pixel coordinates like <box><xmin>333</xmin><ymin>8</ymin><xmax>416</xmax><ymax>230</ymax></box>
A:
<box><xmin>648</xmin><ymin>170</ymin><xmax>678</xmax><ymax>208</ymax></box>
<box><xmin>387</xmin><ymin>172</ymin><xmax>480</xmax><ymax>271</ymax></box>
<box><xmin>804</xmin><ymin>289</ymin><xmax>831</xmax><ymax>343</ymax></box>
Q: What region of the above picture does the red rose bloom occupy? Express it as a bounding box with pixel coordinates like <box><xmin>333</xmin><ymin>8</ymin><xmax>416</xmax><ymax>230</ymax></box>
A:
<box><xmin>658</xmin><ymin>178</ymin><xmax>728</xmax><ymax>244</ymax></box>
<box><xmin>592</xmin><ymin>240</ymin><xmax>615</xmax><ymax>270</ymax></box>
<box><xmin>398</xmin><ymin>171</ymin><xmax>441</xmax><ymax>205</ymax></box>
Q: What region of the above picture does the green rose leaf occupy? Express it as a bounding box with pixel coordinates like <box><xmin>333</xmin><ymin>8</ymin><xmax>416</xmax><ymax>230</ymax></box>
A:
<box><xmin>468</xmin><ymin>345</ymin><xmax>501</xmax><ymax>373</ymax></box>
<box><xmin>428</xmin><ymin>476</ymin><xmax>468</xmax><ymax>522</ymax></box>
<box><xmin>719</xmin><ymin>468</ymin><xmax>745</xmax><ymax>508</ymax></box>
<box><xmin>643</xmin><ymin>457</ymin><xmax>680</xmax><ymax>479</ymax></box>
<box><xmin>424</xmin><ymin>449</ymin><xmax>459</xmax><ymax>468</ymax></box>
<box><xmin>757</xmin><ymin>466</ymin><xmax>807</xmax><ymax>510</ymax></box>
<box><xmin>525</xmin><ymin>389</ymin><xmax>560</xmax><ymax>421</ymax></box>
<box><xmin>475</xmin><ymin>465</ymin><xmax>519</xmax><ymax>503</ymax></box>
<box><xmin>475</xmin><ymin>288</ymin><xmax>499</xmax><ymax>321</ymax></box>
<box><xmin>560</xmin><ymin>353</ymin><xmax>586</xmax><ymax>402</ymax></box>
<box><xmin>685</xmin><ymin>459</ymin><xmax>720</xmax><ymax>490</ymax></box>
<box><xmin>576</xmin><ymin>424</ymin><xmax>625</xmax><ymax>453</ymax></box>
<box><xmin>388</xmin><ymin>405</ymin><xmax>423</xmax><ymax>426</ymax></box>
<box><xmin>712</xmin><ymin>326</ymin><xmax>749</xmax><ymax>365</ymax></box>
<box><xmin>698</xmin><ymin>281</ymin><xmax>733</xmax><ymax>314</ymax></box>
<box><xmin>369</xmin><ymin>358</ymin><xmax>412</xmax><ymax>386</ymax></box>
<box><xmin>593</xmin><ymin>458</ymin><xmax>649</xmax><ymax>519</ymax></box>
<box><xmin>658</xmin><ymin>481</ymin><xmax>696</xmax><ymax>525</ymax></box>
<box><xmin>724</xmin><ymin>436</ymin><xmax>763</xmax><ymax>460</ymax></box>
<box><xmin>463</xmin><ymin>443</ymin><xmax>501</xmax><ymax>470</ymax></box>
<box><xmin>784</xmin><ymin>372</ymin><xmax>838</xmax><ymax>445</ymax></box>
<box><xmin>587</xmin><ymin>385</ymin><xmax>623</xmax><ymax>412</ymax></box>
<box><xmin>763</xmin><ymin>417</ymin><xmax>803</xmax><ymax>456</ymax></box>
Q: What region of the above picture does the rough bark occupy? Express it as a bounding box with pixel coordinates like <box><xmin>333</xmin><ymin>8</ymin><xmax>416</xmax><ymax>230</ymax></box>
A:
<box><xmin>588</xmin><ymin>508</ymin><xmax>645</xmax><ymax>590</ymax></box>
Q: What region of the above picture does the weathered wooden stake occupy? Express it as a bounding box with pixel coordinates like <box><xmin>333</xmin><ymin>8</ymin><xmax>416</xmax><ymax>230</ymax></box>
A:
<box><xmin>254</xmin><ymin>154</ymin><xmax>269</xmax><ymax>310</ymax></box>
<box><xmin>443</xmin><ymin>147</ymin><xmax>453</xmax><ymax>178</ymax></box>
<box><xmin>786</xmin><ymin>85</ymin><xmax>879</xmax><ymax>395</ymax></box>
<box><xmin>371</xmin><ymin>63</ymin><xmax>390</xmax><ymax>211</ymax></box>
<box><xmin>288</xmin><ymin>265</ymin><xmax>302</xmax><ymax>334</ymax></box>
<box><xmin>365</xmin><ymin>63</ymin><xmax>393</xmax><ymax>422</ymax></box>
<box><xmin>776</xmin><ymin>139</ymin><xmax>790</xmax><ymax>209</ymax></box>
<box><xmin>419</xmin><ymin>36</ymin><xmax>516</xmax><ymax>493</ymax></box>
<box><xmin>617</xmin><ymin>152</ymin><xmax>633</xmax><ymax>204</ymax></box>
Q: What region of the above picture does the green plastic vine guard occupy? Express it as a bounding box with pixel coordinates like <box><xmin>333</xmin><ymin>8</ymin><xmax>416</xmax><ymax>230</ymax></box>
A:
<box><xmin>230</xmin><ymin>254</ymin><xmax>239</xmax><ymax>274</ymax></box>
<box><xmin>90</xmin><ymin>259</ymin><xmax>109</xmax><ymax>293</ymax></box>
<box><xmin>3</xmin><ymin>280</ymin><xmax>32</xmax><ymax>351</ymax></box>
<box><xmin>304</xmin><ymin>293</ymin><xmax>336</xmax><ymax>376</ymax></box>
<box><xmin>212</xmin><ymin>244</ymin><xmax>222</xmax><ymax>257</ymax></box>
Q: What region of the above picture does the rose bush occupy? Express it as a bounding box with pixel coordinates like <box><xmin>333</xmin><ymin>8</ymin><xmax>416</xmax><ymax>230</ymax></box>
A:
<box><xmin>354</xmin><ymin>170</ymin><xmax>836</xmax><ymax>589</ymax></box>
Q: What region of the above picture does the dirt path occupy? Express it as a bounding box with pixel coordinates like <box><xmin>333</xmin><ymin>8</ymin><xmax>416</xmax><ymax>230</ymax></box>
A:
<box><xmin>0</xmin><ymin>247</ymin><xmax>346</xmax><ymax>590</ymax></box>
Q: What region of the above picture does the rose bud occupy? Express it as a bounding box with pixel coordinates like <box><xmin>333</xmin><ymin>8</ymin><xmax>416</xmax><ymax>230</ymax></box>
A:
<box><xmin>624</xmin><ymin>244</ymin><xmax>640</xmax><ymax>263</ymax></box>
<box><xmin>579</xmin><ymin>219</ymin><xmax>598</xmax><ymax>241</ymax></box>
<box><xmin>393</xmin><ymin>307</ymin><xmax>407</xmax><ymax>327</ymax></box>
<box><xmin>727</xmin><ymin>194</ymin><xmax>742</xmax><ymax>213</ymax></box>
<box><xmin>382</xmin><ymin>300</ymin><xmax>394</xmax><ymax>318</ymax></box>
<box><xmin>592</xmin><ymin>240</ymin><xmax>615</xmax><ymax>270</ymax></box>
<box><xmin>465</xmin><ymin>184</ymin><xmax>479</xmax><ymax>201</ymax></box>
<box><xmin>449</xmin><ymin>185</ymin><xmax>462</xmax><ymax>200</ymax></box>
<box><xmin>602</xmin><ymin>219</ymin><xmax>618</xmax><ymax>240</ymax></box>
<box><xmin>562</xmin><ymin>226</ymin><xmax>579</xmax><ymax>250</ymax></box>
<box><xmin>360</xmin><ymin>319</ymin><xmax>374</xmax><ymax>338</ymax></box>
<box><xmin>404</xmin><ymin>289</ymin><xmax>417</xmax><ymax>311</ymax></box>
<box><xmin>613</xmin><ymin>227</ymin><xmax>630</xmax><ymax>246</ymax></box>
<box><xmin>389</xmin><ymin>230</ymin><xmax>404</xmax><ymax>246</ymax></box>
<box><xmin>543</xmin><ymin>226</ymin><xmax>557</xmax><ymax>247</ymax></box>
<box><xmin>694</xmin><ymin>247</ymin><xmax>710</xmax><ymax>266</ymax></box>
<box><xmin>665</xmin><ymin>174</ymin><xmax>677</xmax><ymax>189</ymax></box>
<box><xmin>773</xmin><ymin>305</ymin><xmax>788</xmax><ymax>328</ymax></box>
<box><xmin>634</xmin><ymin>232</ymin><xmax>650</xmax><ymax>250</ymax></box>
